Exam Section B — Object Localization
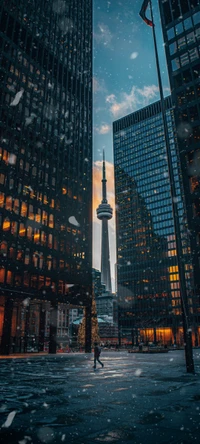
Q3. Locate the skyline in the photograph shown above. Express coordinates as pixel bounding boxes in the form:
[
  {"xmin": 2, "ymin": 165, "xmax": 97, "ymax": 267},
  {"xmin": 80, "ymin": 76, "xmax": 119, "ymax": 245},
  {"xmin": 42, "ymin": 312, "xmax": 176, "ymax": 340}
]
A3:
[{"xmin": 93, "ymin": 0, "xmax": 170, "ymax": 285}]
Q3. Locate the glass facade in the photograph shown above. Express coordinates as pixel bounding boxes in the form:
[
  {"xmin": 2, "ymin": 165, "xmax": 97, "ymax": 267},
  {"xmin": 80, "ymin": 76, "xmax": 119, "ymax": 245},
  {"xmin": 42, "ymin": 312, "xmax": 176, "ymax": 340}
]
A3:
[
  {"xmin": 159, "ymin": 0, "xmax": 200, "ymax": 327},
  {"xmin": 0, "ymin": 0, "xmax": 92, "ymax": 353},
  {"xmin": 113, "ymin": 97, "xmax": 197, "ymax": 346}
]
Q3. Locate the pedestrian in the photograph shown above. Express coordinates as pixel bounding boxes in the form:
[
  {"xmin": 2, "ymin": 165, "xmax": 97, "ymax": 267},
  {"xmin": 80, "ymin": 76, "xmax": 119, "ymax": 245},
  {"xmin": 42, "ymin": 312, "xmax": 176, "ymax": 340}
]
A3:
[{"xmin": 93, "ymin": 342, "xmax": 104, "ymax": 369}]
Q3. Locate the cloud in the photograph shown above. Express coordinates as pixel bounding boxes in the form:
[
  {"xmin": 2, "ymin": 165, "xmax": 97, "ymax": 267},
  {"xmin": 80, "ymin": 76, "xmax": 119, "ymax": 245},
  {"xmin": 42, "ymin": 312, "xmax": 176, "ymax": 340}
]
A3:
[
  {"xmin": 94, "ymin": 23, "xmax": 113, "ymax": 47},
  {"xmin": 106, "ymin": 94, "xmax": 116, "ymax": 104},
  {"xmin": 93, "ymin": 77, "xmax": 107, "ymax": 94},
  {"xmin": 106, "ymin": 85, "xmax": 170, "ymax": 119},
  {"xmin": 95, "ymin": 124, "xmax": 111, "ymax": 135},
  {"xmin": 130, "ymin": 52, "xmax": 138, "ymax": 60}
]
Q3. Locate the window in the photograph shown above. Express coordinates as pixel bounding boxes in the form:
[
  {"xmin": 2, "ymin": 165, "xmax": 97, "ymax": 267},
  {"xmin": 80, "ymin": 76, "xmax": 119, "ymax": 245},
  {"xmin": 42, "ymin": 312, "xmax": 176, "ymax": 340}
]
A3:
[
  {"xmin": 9, "ymin": 246, "xmax": 15, "ymax": 259},
  {"xmin": 172, "ymin": 57, "xmax": 180, "ymax": 71},
  {"xmin": 0, "ymin": 268, "xmax": 5, "ymax": 283},
  {"xmin": 3, "ymin": 218, "xmax": 10, "ymax": 231},
  {"xmin": 180, "ymin": 52, "xmax": 189, "ymax": 67},
  {"xmin": 49, "ymin": 214, "xmax": 54, "ymax": 228},
  {"xmin": 186, "ymin": 31, "xmax": 196, "ymax": 45},
  {"xmin": 184, "ymin": 17, "xmax": 192, "ymax": 31},
  {"xmin": 28, "ymin": 204, "xmax": 34, "ymax": 220},
  {"xmin": 23, "ymin": 272, "xmax": 30, "ymax": 287},
  {"xmin": 47, "ymin": 255, "xmax": 52, "ymax": 270},
  {"xmin": 13, "ymin": 199, "xmax": 19, "ymax": 214},
  {"xmin": 5, "ymin": 196, "xmax": 12, "ymax": 211},
  {"xmin": 21, "ymin": 202, "xmax": 27, "ymax": 217},
  {"xmin": 34, "ymin": 229, "xmax": 40, "ymax": 243},
  {"xmin": 177, "ymin": 36, "xmax": 186, "ymax": 50},
  {"xmin": 33, "ymin": 252, "xmax": 39, "ymax": 267},
  {"xmin": 193, "ymin": 11, "xmax": 200, "ymax": 26},
  {"xmin": 0, "ymin": 192, "xmax": 4, "ymax": 207},
  {"xmin": 27, "ymin": 226, "xmax": 33, "ymax": 240},
  {"xmin": 41, "ymin": 231, "xmax": 46, "ymax": 245},
  {"xmin": 175, "ymin": 22, "xmax": 183, "ymax": 36},
  {"xmin": 19, "ymin": 223, "xmax": 26, "ymax": 237},
  {"xmin": 42, "ymin": 211, "xmax": 48, "ymax": 226},
  {"xmin": 48, "ymin": 234, "xmax": 53, "ymax": 248},
  {"xmin": 25, "ymin": 249, "xmax": 30, "ymax": 265},
  {"xmin": 35, "ymin": 209, "xmax": 41, "ymax": 223},
  {"xmin": 16, "ymin": 248, "xmax": 24, "ymax": 261},
  {"xmin": 11, "ymin": 221, "xmax": 18, "ymax": 236},
  {"xmin": 0, "ymin": 242, "xmax": 7, "ymax": 256},
  {"xmin": 189, "ymin": 48, "xmax": 199, "ymax": 62}
]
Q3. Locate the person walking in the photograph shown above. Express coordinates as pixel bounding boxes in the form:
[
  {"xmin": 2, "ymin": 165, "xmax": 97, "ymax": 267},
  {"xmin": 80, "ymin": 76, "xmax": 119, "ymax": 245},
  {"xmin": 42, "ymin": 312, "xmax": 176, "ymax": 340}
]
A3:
[{"xmin": 93, "ymin": 342, "xmax": 104, "ymax": 369}]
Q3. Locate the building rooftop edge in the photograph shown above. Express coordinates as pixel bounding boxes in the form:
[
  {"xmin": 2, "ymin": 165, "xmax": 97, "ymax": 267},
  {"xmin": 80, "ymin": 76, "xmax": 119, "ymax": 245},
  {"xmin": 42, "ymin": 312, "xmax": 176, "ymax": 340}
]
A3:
[{"xmin": 112, "ymin": 95, "xmax": 172, "ymax": 130}]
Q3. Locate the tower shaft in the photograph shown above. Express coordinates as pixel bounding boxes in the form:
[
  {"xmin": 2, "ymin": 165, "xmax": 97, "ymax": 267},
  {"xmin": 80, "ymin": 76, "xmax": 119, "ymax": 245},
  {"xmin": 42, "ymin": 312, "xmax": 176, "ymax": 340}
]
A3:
[{"xmin": 101, "ymin": 218, "xmax": 112, "ymax": 293}]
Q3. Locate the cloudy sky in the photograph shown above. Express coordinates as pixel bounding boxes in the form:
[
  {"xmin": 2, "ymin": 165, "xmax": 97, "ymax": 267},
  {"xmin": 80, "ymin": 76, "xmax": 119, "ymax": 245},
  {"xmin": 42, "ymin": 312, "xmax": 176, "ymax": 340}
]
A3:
[{"xmin": 92, "ymin": 0, "xmax": 170, "ymax": 289}]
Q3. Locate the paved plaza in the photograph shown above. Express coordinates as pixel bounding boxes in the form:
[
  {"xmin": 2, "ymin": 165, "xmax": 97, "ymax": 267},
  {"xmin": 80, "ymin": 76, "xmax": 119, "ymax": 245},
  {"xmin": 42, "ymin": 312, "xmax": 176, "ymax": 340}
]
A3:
[{"xmin": 1, "ymin": 350, "xmax": 200, "ymax": 444}]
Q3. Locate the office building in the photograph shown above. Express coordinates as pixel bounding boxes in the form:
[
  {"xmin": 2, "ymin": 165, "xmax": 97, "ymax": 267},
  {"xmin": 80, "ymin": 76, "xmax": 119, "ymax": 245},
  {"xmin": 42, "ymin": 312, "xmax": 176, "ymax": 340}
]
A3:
[
  {"xmin": 0, "ymin": 0, "xmax": 93, "ymax": 354},
  {"xmin": 159, "ymin": 0, "xmax": 200, "ymax": 298},
  {"xmin": 113, "ymin": 96, "xmax": 198, "ymax": 346}
]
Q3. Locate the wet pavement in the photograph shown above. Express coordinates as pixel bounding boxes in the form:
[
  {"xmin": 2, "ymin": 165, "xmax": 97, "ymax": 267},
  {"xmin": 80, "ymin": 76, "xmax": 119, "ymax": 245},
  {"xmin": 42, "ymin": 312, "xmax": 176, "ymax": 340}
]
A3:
[{"xmin": 1, "ymin": 350, "xmax": 200, "ymax": 444}]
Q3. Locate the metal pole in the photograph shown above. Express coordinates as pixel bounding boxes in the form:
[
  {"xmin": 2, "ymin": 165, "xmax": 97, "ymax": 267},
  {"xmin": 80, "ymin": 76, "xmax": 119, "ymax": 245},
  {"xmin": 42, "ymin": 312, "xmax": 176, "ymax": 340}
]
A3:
[{"xmin": 149, "ymin": 0, "xmax": 194, "ymax": 373}]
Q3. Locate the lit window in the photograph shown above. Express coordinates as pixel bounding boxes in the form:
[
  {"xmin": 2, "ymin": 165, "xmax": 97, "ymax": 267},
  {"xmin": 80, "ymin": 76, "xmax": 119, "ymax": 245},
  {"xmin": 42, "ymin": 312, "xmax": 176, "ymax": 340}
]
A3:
[
  {"xmin": 39, "ymin": 253, "xmax": 43, "ymax": 269},
  {"xmin": 48, "ymin": 234, "xmax": 53, "ymax": 249},
  {"xmin": 3, "ymin": 218, "xmax": 11, "ymax": 231},
  {"xmin": 13, "ymin": 199, "xmax": 19, "ymax": 214},
  {"xmin": 0, "ymin": 268, "xmax": 5, "ymax": 283},
  {"xmin": 19, "ymin": 223, "xmax": 26, "ymax": 237},
  {"xmin": 25, "ymin": 249, "xmax": 30, "ymax": 265},
  {"xmin": 41, "ymin": 231, "xmax": 46, "ymax": 245},
  {"xmin": 49, "ymin": 214, "xmax": 54, "ymax": 228},
  {"xmin": 42, "ymin": 211, "xmax": 48, "ymax": 226},
  {"xmin": 47, "ymin": 256, "xmax": 52, "ymax": 270},
  {"xmin": 34, "ymin": 230, "xmax": 40, "ymax": 243},
  {"xmin": 0, "ymin": 192, "xmax": 4, "ymax": 207},
  {"xmin": 21, "ymin": 202, "xmax": 27, "ymax": 217},
  {"xmin": 33, "ymin": 252, "xmax": 39, "ymax": 267},
  {"xmin": 35, "ymin": 209, "xmax": 41, "ymax": 223},
  {"xmin": 0, "ymin": 242, "xmax": 7, "ymax": 256},
  {"xmin": 16, "ymin": 248, "xmax": 24, "ymax": 261}
]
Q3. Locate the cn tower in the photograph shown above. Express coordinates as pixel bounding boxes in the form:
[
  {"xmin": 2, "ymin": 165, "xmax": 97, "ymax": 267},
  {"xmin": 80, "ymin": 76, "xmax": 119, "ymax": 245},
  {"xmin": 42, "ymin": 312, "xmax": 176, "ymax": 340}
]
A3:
[{"xmin": 96, "ymin": 151, "xmax": 113, "ymax": 292}]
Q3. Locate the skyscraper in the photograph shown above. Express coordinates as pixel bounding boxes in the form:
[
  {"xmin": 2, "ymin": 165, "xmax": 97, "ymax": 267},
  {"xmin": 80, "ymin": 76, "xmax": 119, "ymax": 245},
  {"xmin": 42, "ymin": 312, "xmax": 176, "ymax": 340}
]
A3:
[
  {"xmin": 0, "ymin": 0, "xmax": 93, "ymax": 354},
  {"xmin": 96, "ymin": 151, "xmax": 113, "ymax": 293},
  {"xmin": 113, "ymin": 97, "xmax": 198, "ymax": 346},
  {"xmin": 159, "ymin": 0, "xmax": 200, "ymax": 299}
]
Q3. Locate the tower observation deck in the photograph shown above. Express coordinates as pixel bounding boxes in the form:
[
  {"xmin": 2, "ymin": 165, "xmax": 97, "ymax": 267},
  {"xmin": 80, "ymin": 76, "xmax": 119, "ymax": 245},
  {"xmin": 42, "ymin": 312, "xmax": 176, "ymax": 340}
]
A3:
[{"xmin": 96, "ymin": 151, "xmax": 113, "ymax": 292}]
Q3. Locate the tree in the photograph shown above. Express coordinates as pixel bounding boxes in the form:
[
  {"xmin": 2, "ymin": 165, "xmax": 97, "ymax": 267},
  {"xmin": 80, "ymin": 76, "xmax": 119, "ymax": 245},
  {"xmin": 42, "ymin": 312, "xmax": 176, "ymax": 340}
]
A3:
[{"xmin": 77, "ymin": 296, "xmax": 100, "ymax": 346}]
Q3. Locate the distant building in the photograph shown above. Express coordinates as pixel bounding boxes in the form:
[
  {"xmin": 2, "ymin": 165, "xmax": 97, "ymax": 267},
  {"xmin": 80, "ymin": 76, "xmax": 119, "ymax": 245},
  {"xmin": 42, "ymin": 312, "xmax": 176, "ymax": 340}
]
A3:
[
  {"xmin": 0, "ymin": 0, "xmax": 93, "ymax": 354},
  {"xmin": 113, "ymin": 96, "xmax": 197, "ymax": 346}
]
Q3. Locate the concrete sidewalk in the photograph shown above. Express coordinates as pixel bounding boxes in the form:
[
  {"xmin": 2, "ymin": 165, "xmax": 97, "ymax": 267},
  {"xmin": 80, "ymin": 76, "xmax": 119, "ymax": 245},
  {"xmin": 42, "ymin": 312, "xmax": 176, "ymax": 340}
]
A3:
[{"xmin": 1, "ymin": 350, "xmax": 200, "ymax": 444}]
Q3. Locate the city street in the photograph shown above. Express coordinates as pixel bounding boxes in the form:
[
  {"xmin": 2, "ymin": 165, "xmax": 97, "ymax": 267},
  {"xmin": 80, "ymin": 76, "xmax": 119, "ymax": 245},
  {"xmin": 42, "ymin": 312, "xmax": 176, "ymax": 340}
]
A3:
[{"xmin": 1, "ymin": 350, "xmax": 200, "ymax": 444}]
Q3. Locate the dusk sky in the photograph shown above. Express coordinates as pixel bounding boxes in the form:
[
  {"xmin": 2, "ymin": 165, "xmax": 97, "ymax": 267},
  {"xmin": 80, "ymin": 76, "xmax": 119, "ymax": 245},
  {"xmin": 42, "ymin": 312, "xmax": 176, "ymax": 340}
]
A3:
[{"xmin": 92, "ymin": 0, "xmax": 171, "ymax": 288}]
